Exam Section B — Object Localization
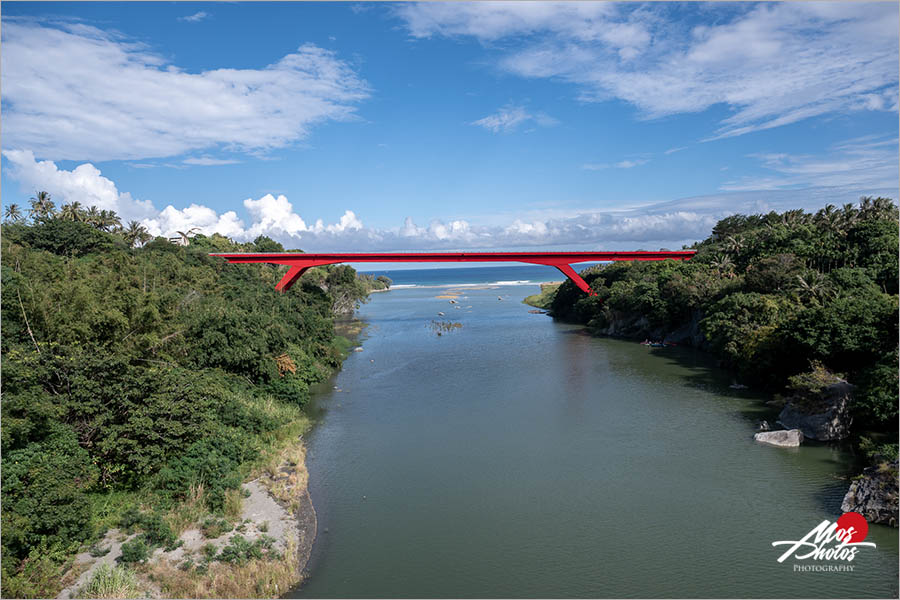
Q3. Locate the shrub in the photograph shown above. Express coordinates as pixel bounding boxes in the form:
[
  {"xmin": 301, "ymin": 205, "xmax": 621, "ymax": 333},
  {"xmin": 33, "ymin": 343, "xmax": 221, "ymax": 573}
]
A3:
[
  {"xmin": 118, "ymin": 537, "xmax": 150, "ymax": 565},
  {"xmin": 1, "ymin": 429, "xmax": 98, "ymax": 561}
]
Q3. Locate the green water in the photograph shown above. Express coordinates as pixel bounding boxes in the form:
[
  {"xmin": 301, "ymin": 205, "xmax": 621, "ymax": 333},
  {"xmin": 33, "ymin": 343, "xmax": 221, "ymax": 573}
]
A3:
[{"xmin": 291, "ymin": 285, "xmax": 898, "ymax": 598}]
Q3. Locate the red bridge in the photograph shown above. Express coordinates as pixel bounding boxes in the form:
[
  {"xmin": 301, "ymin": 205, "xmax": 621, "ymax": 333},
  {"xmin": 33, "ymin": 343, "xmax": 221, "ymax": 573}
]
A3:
[{"xmin": 211, "ymin": 251, "xmax": 696, "ymax": 296}]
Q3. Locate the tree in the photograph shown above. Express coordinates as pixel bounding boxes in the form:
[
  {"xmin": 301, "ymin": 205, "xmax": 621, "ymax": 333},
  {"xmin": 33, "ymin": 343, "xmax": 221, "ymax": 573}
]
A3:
[
  {"xmin": 58, "ymin": 202, "xmax": 85, "ymax": 222},
  {"xmin": 28, "ymin": 191, "xmax": 55, "ymax": 221},
  {"xmin": 122, "ymin": 221, "xmax": 151, "ymax": 248},
  {"xmin": 84, "ymin": 206, "xmax": 101, "ymax": 228},
  {"xmin": 98, "ymin": 210, "xmax": 121, "ymax": 232},
  {"xmin": 4, "ymin": 204, "xmax": 23, "ymax": 223}
]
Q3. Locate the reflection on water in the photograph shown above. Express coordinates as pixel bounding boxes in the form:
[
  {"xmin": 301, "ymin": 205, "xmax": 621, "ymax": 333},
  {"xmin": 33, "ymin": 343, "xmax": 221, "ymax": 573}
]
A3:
[{"xmin": 292, "ymin": 285, "xmax": 898, "ymax": 599}]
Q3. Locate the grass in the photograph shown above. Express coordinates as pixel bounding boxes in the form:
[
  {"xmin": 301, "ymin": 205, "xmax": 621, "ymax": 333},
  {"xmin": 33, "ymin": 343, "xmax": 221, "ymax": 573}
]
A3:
[
  {"xmin": 78, "ymin": 564, "xmax": 143, "ymax": 599},
  {"xmin": 147, "ymin": 540, "xmax": 301, "ymax": 598},
  {"xmin": 523, "ymin": 282, "xmax": 561, "ymax": 309}
]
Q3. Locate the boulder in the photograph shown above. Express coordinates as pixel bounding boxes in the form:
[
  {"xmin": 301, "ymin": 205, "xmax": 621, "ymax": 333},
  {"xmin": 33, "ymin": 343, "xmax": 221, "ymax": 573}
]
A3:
[
  {"xmin": 841, "ymin": 461, "xmax": 899, "ymax": 527},
  {"xmin": 777, "ymin": 381, "xmax": 853, "ymax": 441},
  {"xmin": 754, "ymin": 429, "xmax": 803, "ymax": 447}
]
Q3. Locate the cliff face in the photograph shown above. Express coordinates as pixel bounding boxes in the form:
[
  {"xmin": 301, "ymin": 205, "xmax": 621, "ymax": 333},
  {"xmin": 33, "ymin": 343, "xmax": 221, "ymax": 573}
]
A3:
[
  {"xmin": 587, "ymin": 308, "xmax": 710, "ymax": 350},
  {"xmin": 777, "ymin": 381, "xmax": 854, "ymax": 441},
  {"xmin": 841, "ymin": 461, "xmax": 899, "ymax": 527}
]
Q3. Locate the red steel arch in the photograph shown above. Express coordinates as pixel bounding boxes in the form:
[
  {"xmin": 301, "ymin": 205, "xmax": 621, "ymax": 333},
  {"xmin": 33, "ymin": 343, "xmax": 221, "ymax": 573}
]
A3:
[{"xmin": 210, "ymin": 251, "xmax": 696, "ymax": 296}]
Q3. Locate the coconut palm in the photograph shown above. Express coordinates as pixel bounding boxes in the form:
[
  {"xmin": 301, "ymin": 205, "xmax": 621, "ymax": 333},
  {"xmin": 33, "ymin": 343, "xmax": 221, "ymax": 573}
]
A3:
[
  {"xmin": 794, "ymin": 272, "xmax": 833, "ymax": 303},
  {"xmin": 724, "ymin": 235, "xmax": 744, "ymax": 255},
  {"xmin": 123, "ymin": 221, "xmax": 151, "ymax": 247},
  {"xmin": 710, "ymin": 254, "xmax": 735, "ymax": 278},
  {"xmin": 83, "ymin": 206, "xmax": 102, "ymax": 228},
  {"xmin": 28, "ymin": 191, "xmax": 55, "ymax": 220},
  {"xmin": 99, "ymin": 209, "xmax": 121, "ymax": 231},
  {"xmin": 4, "ymin": 204, "xmax": 23, "ymax": 223},
  {"xmin": 59, "ymin": 202, "xmax": 85, "ymax": 221}
]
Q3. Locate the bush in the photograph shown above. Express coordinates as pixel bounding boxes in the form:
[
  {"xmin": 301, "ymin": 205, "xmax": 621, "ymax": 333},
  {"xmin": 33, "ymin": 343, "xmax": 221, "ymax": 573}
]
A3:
[
  {"xmin": 1, "ymin": 429, "xmax": 98, "ymax": 561},
  {"xmin": 118, "ymin": 537, "xmax": 150, "ymax": 564}
]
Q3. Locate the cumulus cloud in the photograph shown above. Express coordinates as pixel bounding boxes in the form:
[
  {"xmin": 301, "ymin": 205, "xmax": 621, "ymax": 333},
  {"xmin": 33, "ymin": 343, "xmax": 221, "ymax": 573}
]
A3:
[
  {"xmin": 2, "ymin": 150, "xmax": 157, "ymax": 221},
  {"xmin": 3, "ymin": 150, "xmax": 894, "ymax": 253},
  {"xmin": 471, "ymin": 105, "xmax": 558, "ymax": 133},
  {"xmin": 1, "ymin": 20, "xmax": 369, "ymax": 161},
  {"xmin": 398, "ymin": 2, "xmax": 899, "ymax": 138}
]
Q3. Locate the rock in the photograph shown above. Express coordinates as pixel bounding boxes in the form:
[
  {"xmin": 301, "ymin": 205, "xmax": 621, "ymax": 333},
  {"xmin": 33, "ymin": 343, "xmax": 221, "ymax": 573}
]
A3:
[
  {"xmin": 353, "ymin": 347, "xmax": 363, "ymax": 352},
  {"xmin": 754, "ymin": 429, "xmax": 803, "ymax": 447},
  {"xmin": 777, "ymin": 381, "xmax": 853, "ymax": 441},
  {"xmin": 841, "ymin": 461, "xmax": 899, "ymax": 527}
]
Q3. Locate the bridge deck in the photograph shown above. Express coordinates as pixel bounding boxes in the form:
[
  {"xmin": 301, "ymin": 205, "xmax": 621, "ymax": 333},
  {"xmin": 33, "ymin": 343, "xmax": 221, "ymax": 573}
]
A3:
[{"xmin": 210, "ymin": 250, "xmax": 696, "ymax": 295}]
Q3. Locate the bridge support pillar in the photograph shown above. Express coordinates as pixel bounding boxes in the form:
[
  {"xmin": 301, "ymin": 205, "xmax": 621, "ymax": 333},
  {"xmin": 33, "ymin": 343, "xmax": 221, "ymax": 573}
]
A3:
[
  {"xmin": 276, "ymin": 265, "xmax": 310, "ymax": 292},
  {"xmin": 553, "ymin": 264, "xmax": 596, "ymax": 296}
]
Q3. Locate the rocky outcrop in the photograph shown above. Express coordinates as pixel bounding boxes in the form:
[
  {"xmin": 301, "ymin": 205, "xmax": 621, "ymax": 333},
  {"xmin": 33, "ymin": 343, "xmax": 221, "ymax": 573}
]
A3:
[
  {"xmin": 841, "ymin": 461, "xmax": 899, "ymax": 527},
  {"xmin": 754, "ymin": 429, "xmax": 803, "ymax": 447},
  {"xmin": 588, "ymin": 309, "xmax": 710, "ymax": 350},
  {"xmin": 777, "ymin": 381, "xmax": 853, "ymax": 441}
]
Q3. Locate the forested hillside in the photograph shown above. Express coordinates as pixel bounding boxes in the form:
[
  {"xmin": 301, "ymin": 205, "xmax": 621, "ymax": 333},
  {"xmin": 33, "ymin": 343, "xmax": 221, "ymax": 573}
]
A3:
[
  {"xmin": 1, "ymin": 207, "xmax": 376, "ymax": 596},
  {"xmin": 550, "ymin": 198, "xmax": 898, "ymax": 447}
]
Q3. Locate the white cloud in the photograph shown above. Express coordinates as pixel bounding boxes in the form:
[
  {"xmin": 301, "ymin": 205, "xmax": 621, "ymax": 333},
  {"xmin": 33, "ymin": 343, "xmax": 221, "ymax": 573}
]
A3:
[
  {"xmin": 182, "ymin": 157, "xmax": 241, "ymax": 166},
  {"xmin": 178, "ymin": 11, "xmax": 208, "ymax": 23},
  {"xmin": 398, "ymin": 2, "xmax": 899, "ymax": 138},
  {"xmin": 2, "ymin": 149, "xmax": 156, "ymax": 221},
  {"xmin": 472, "ymin": 104, "xmax": 557, "ymax": 133},
  {"xmin": 1, "ymin": 20, "xmax": 369, "ymax": 161},
  {"xmin": 721, "ymin": 135, "xmax": 899, "ymax": 192},
  {"xmin": 582, "ymin": 158, "xmax": 649, "ymax": 170},
  {"xmin": 3, "ymin": 151, "xmax": 894, "ymax": 253}
]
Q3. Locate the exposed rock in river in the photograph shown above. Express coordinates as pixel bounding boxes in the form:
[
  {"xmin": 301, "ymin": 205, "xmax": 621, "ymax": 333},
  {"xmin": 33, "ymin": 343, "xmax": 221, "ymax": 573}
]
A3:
[
  {"xmin": 777, "ymin": 381, "xmax": 853, "ymax": 441},
  {"xmin": 841, "ymin": 461, "xmax": 899, "ymax": 527},
  {"xmin": 754, "ymin": 429, "xmax": 803, "ymax": 447}
]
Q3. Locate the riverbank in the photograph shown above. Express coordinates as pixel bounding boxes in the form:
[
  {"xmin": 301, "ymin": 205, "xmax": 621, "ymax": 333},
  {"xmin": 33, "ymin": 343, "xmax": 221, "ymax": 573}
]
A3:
[
  {"xmin": 57, "ymin": 424, "xmax": 317, "ymax": 599},
  {"xmin": 523, "ymin": 281, "xmax": 561, "ymax": 309}
]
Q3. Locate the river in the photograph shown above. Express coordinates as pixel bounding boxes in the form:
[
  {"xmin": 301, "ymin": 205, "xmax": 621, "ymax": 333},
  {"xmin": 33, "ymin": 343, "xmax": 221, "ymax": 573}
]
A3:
[{"xmin": 290, "ymin": 276, "xmax": 898, "ymax": 598}]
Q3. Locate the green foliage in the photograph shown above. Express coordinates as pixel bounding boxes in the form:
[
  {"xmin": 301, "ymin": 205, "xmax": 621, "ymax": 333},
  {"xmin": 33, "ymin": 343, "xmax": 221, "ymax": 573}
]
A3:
[
  {"xmin": 0, "ymin": 543, "xmax": 74, "ymax": 599},
  {"xmin": 118, "ymin": 537, "xmax": 150, "ymax": 564},
  {"xmin": 549, "ymin": 198, "xmax": 899, "ymax": 435},
  {"xmin": 201, "ymin": 516, "xmax": 232, "ymax": 539},
  {"xmin": 23, "ymin": 219, "xmax": 120, "ymax": 256},
  {"xmin": 78, "ymin": 564, "xmax": 142, "ymax": 599},
  {"xmin": 1, "ymin": 428, "xmax": 98, "ymax": 561},
  {"xmin": 215, "ymin": 534, "xmax": 278, "ymax": 565},
  {"xmin": 1, "ymin": 219, "xmax": 371, "ymax": 581}
]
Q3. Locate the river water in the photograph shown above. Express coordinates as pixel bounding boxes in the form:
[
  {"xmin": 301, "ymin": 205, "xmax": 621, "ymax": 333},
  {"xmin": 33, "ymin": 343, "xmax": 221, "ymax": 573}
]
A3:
[{"xmin": 291, "ymin": 278, "xmax": 898, "ymax": 598}]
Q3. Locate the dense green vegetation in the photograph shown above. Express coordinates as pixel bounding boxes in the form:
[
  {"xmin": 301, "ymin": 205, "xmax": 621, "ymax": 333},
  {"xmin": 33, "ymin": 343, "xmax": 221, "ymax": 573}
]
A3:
[
  {"xmin": 550, "ymin": 198, "xmax": 898, "ymax": 441},
  {"xmin": 1, "ymin": 197, "xmax": 380, "ymax": 597}
]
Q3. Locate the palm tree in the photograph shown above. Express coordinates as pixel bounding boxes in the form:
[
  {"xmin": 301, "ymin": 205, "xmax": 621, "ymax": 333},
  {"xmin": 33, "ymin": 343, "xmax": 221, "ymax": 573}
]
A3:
[
  {"xmin": 28, "ymin": 191, "xmax": 55, "ymax": 220},
  {"xmin": 724, "ymin": 235, "xmax": 744, "ymax": 255},
  {"xmin": 123, "ymin": 221, "xmax": 151, "ymax": 247},
  {"xmin": 794, "ymin": 273, "xmax": 833, "ymax": 303},
  {"xmin": 170, "ymin": 227, "xmax": 200, "ymax": 246},
  {"xmin": 99, "ymin": 209, "xmax": 121, "ymax": 231},
  {"xmin": 59, "ymin": 201, "xmax": 85, "ymax": 221},
  {"xmin": 84, "ymin": 206, "xmax": 102, "ymax": 228},
  {"xmin": 710, "ymin": 254, "xmax": 735, "ymax": 278},
  {"xmin": 4, "ymin": 204, "xmax": 23, "ymax": 223}
]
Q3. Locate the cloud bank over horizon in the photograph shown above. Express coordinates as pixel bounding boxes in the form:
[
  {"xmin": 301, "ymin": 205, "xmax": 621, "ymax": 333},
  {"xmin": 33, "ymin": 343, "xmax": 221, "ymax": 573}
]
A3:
[{"xmin": 4, "ymin": 148, "xmax": 895, "ymax": 253}]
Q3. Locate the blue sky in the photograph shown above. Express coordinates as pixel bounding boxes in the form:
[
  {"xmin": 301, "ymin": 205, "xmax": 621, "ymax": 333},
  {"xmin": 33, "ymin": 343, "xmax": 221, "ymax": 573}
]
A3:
[{"xmin": 2, "ymin": 1, "xmax": 898, "ymax": 255}]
